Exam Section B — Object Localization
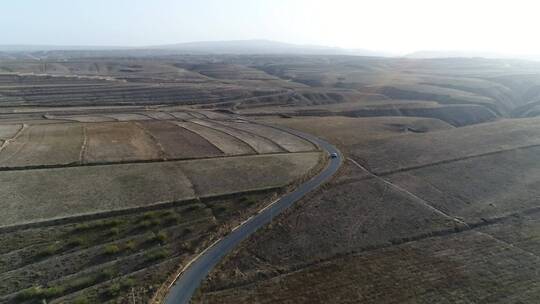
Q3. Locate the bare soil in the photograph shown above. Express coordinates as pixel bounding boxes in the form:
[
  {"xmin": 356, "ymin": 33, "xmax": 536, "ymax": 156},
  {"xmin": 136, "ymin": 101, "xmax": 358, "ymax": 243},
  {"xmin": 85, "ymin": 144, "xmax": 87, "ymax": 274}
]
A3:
[
  {"xmin": 138, "ymin": 120, "xmax": 223, "ymax": 159},
  {"xmin": 83, "ymin": 122, "xmax": 161, "ymax": 163},
  {"xmin": 174, "ymin": 121, "xmax": 254, "ymax": 155},
  {"xmin": 0, "ymin": 123, "xmax": 83, "ymax": 167},
  {"xmin": 192, "ymin": 119, "xmax": 284, "ymax": 154}
]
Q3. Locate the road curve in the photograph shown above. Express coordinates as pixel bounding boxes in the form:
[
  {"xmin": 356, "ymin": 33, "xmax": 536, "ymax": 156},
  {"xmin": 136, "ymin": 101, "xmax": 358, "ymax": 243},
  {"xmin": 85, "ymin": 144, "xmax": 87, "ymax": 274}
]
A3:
[{"xmin": 163, "ymin": 125, "xmax": 342, "ymax": 304}]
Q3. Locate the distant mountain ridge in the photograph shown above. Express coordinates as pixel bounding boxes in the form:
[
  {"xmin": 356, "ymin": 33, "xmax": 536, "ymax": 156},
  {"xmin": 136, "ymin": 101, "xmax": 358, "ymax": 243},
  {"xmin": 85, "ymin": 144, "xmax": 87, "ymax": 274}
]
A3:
[
  {"xmin": 148, "ymin": 39, "xmax": 390, "ymax": 56},
  {"xmin": 0, "ymin": 40, "xmax": 391, "ymax": 57},
  {"xmin": 406, "ymin": 50, "xmax": 540, "ymax": 61},
  {"xmin": 1, "ymin": 41, "xmax": 538, "ymax": 61}
]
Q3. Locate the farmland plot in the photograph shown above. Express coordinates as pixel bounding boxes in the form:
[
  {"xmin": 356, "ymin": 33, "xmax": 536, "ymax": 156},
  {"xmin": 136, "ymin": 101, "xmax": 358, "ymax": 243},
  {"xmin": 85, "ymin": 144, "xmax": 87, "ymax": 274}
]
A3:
[
  {"xmin": 0, "ymin": 123, "xmax": 83, "ymax": 167},
  {"xmin": 138, "ymin": 121, "xmax": 223, "ymax": 159},
  {"xmin": 46, "ymin": 114, "xmax": 115, "ymax": 122},
  {"xmin": 220, "ymin": 120, "xmax": 316, "ymax": 152},
  {"xmin": 140, "ymin": 111, "xmax": 177, "ymax": 120},
  {"xmin": 192, "ymin": 119, "xmax": 284, "ymax": 154},
  {"xmin": 174, "ymin": 121, "xmax": 254, "ymax": 155},
  {"xmin": 351, "ymin": 117, "xmax": 540, "ymax": 174},
  {"xmin": 0, "ymin": 152, "xmax": 322, "ymax": 226},
  {"xmin": 0, "ymin": 191, "xmax": 279, "ymax": 304},
  {"xmin": 180, "ymin": 152, "xmax": 322, "ymax": 196},
  {"xmin": 83, "ymin": 122, "xmax": 161, "ymax": 163},
  {"xmin": 0, "ymin": 124, "xmax": 22, "ymax": 140},
  {"xmin": 262, "ymin": 116, "xmax": 454, "ymax": 154},
  {"xmin": 169, "ymin": 111, "xmax": 197, "ymax": 120},
  {"xmin": 0, "ymin": 162, "xmax": 195, "ymax": 226},
  {"xmin": 386, "ymin": 145, "xmax": 540, "ymax": 223},
  {"xmin": 103, "ymin": 113, "xmax": 152, "ymax": 121},
  {"xmin": 199, "ymin": 228, "xmax": 540, "ymax": 304}
]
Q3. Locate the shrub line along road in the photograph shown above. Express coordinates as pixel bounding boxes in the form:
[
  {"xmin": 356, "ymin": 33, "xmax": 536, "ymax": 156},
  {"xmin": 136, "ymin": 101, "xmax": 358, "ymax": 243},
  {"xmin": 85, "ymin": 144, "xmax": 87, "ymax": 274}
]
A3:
[{"xmin": 163, "ymin": 124, "xmax": 342, "ymax": 304}]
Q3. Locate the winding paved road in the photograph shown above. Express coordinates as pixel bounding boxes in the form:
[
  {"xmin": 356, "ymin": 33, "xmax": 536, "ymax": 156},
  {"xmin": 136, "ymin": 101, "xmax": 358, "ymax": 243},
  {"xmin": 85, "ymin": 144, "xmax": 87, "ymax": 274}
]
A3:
[{"xmin": 163, "ymin": 126, "xmax": 342, "ymax": 304}]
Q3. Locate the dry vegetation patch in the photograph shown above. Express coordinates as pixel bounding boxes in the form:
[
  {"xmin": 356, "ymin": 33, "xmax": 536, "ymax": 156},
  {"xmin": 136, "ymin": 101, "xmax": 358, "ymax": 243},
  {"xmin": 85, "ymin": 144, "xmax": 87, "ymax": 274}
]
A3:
[
  {"xmin": 83, "ymin": 122, "xmax": 161, "ymax": 163},
  {"xmin": 138, "ymin": 121, "xmax": 223, "ymax": 159},
  {"xmin": 0, "ymin": 162, "xmax": 196, "ymax": 226},
  {"xmin": 386, "ymin": 146, "xmax": 540, "ymax": 223},
  {"xmin": 261, "ymin": 116, "xmax": 453, "ymax": 153},
  {"xmin": 192, "ymin": 119, "xmax": 284, "ymax": 154},
  {"xmin": 174, "ymin": 121, "xmax": 254, "ymax": 155},
  {"xmin": 0, "ymin": 191, "xmax": 281, "ymax": 304},
  {"xmin": 198, "ymin": 227, "xmax": 540, "ymax": 304},
  {"xmin": 219, "ymin": 120, "xmax": 316, "ymax": 152},
  {"xmin": 180, "ymin": 152, "xmax": 322, "ymax": 196},
  {"xmin": 350, "ymin": 117, "xmax": 540, "ymax": 174},
  {"xmin": 0, "ymin": 123, "xmax": 83, "ymax": 167},
  {"xmin": 0, "ymin": 124, "xmax": 22, "ymax": 140},
  {"xmin": 0, "ymin": 153, "xmax": 321, "ymax": 227}
]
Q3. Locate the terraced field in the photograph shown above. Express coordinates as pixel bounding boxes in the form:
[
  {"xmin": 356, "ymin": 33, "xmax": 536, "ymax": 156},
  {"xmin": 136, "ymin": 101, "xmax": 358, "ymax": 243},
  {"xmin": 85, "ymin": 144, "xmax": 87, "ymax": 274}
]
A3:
[
  {"xmin": 0, "ymin": 111, "xmax": 318, "ymax": 167},
  {"xmin": 0, "ymin": 104, "xmax": 323, "ymax": 303},
  {"xmin": 0, "ymin": 152, "xmax": 321, "ymax": 227},
  {"xmin": 195, "ymin": 114, "xmax": 540, "ymax": 304},
  {"xmin": 0, "ymin": 123, "xmax": 83, "ymax": 167},
  {"xmin": 3, "ymin": 55, "xmax": 540, "ymax": 304},
  {"xmin": 0, "ymin": 191, "xmax": 281, "ymax": 304}
]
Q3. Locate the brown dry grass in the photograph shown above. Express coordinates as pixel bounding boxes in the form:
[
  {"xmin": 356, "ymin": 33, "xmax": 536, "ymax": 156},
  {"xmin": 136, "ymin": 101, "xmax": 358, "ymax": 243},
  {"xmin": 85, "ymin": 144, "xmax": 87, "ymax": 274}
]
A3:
[
  {"xmin": 83, "ymin": 122, "xmax": 161, "ymax": 163},
  {"xmin": 191, "ymin": 119, "xmax": 284, "ymax": 154},
  {"xmin": 0, "ymin": 123, "xmax": 83, "ymax": 167},
  {"xmin": 174, "ymin": 121, "xmax": 254, "ymax": 155},
  {"xmin": 261, "ymin": 116, "xmax": 453, "ymax": 154},
  {"xmin": 138, "ymin": 121, "xmax": 223, "ymax": 159},
  {"xmin": 0, "ymin": 152, "xmax": 321, "ymax": 227}
]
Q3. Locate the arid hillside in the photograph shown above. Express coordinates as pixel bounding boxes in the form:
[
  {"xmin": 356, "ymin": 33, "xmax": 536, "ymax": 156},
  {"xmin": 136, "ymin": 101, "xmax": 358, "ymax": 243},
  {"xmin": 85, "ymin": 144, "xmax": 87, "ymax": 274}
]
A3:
[
  {"xmin": 195, "ymin": 114, "xmax": 540, "ymax": 304},
  {"xmin": 1, "ymin": 54, "xmax": 540, "ymax": 304}
]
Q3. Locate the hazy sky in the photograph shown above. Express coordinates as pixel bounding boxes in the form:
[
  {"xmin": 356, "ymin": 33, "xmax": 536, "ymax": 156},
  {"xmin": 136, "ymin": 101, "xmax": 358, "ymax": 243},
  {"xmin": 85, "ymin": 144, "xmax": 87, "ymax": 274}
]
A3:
[{"xmin": 2, "ymin": 0, "xmax": 539, "ymax": 54}]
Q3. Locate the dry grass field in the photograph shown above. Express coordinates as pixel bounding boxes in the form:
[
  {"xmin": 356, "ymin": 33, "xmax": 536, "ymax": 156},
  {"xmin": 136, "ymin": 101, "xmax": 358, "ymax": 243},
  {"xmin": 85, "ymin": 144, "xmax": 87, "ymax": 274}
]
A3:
[
  {"xmin": 83, "ymin": 122, "xmax": 162, "ymax": 163},
  {"xmin": 199, "ymin": 222, "xmax": 540, "ymax": 304},
  {"xmin": 0, "ymin": 191, "xmax": 282, "ymax": 304},
  {"xmin": 0, "ymin": 123, "xmax": 83, "ymax": 167},
  {"xmin": 0, "ymin": 152, "xmax": 320, "ymax": 227},
  {"xmin": 2, "ymin": 54, "xmax": 540, "ymax": 303},
  {"xmin": 138, "ymin": 121, "xmax": 223, "ymax": 159},
  {"xmin": 195, "ymin": 113, "xmax": 540, "ymax": 303},
  {"xmin": 261, "ymin": 116, "xmax": 454, "ymax": 152},
  {"xmin": 174, "ymin": 121, "xmax": 255, "ymax": 155},
  {"xmin": 191, "ymin": 119, "xmax": 284, "ymax": 154}
]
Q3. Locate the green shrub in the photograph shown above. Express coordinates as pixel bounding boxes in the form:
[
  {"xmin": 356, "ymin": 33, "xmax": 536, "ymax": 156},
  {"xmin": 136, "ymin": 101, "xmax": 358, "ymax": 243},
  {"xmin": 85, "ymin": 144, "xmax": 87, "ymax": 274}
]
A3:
[
  {"xmin": 156, "ymin": 231, "xmax": 167, "ymax": 243},
  {"xmin": 73, "ymin": 296, "xmax": 90, "ymax": 304},
  {"xmin": 109, "ymin": 227, "xmax": 120, "ymax": 236},
  {"xmin": 137, "ymin": 219, "xmax": 157, "ymax": 229},
  {"xmin": 186, "ymin": 205, "xmax": 200, "ymax": 211},
  {"xmin": 124, "ymin": 240, "xmax": 136, "ymax": 251},
  {"xmin": 103, "ymin": 277, "xmax": 135, "ymax": 298},
  {"xmin": 120, "ymin": 278, "xmax": 135, "ymax": 289},
  {"xmin": 36, "ymin": 244, "xmax": 58, "ymax": 258},
  {"xmin": 69, "ymin": 275, "xmax": 96, "ymax": 290},
  {"xmin": 163, "ymin": 214, "xmax": 180, "ymax": 225},
  {"xmin": 104, "ymin": 244, "xmax": 120, "ymax": 255},
  {"xmin": 144, "ymin": 248, "xmax": 169, "ymax": 262},
  {"xmin": 41, "ymin": 286, "xmax": 65, "ymax": 298},
  {"xmin": 73, "ymin": 223, "xmax": 91, "ymax": 232},
  {"xmin": 15, "ymin": 285, "xmax": 64, "ymax": 300},
  {"xmin": 73, "ymin": 219, "xmax": 123, "ymax": 233},
  {"xmin": 160, "ymin": 210, "xmax": 173, "ymax": 216},
  {"xmin": 140, "ymin": 211, "xmax": 158, "ymax": 221},
  {"xmin": 99, "ymin": 268, "xmax": 117, "ymax": 281},
  {"xmin": 105, "ymin": 283, "xmax": 121, "ymax": 297},
  {"xmin": 214, "ymin": 206, "xmax": 227, "ymax": 215},
  {"xmin": 67, "ymin": 237, "xmax": 85, "ymax": 248},
  {"xmin": 15, "ymin": 286, "xmax": 42, "ymax": 300}
]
